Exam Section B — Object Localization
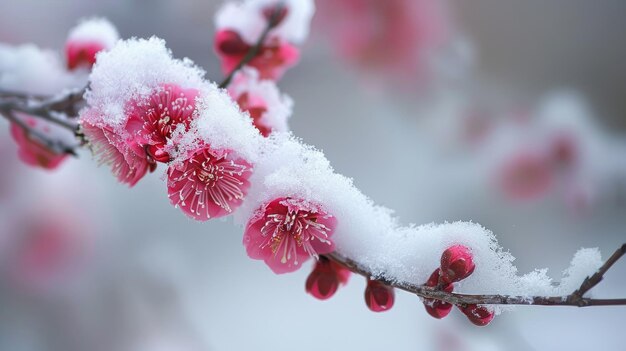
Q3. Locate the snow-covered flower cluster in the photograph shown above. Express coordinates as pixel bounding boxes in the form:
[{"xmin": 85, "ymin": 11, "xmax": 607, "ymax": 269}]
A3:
[
  {"xmin": 0, "ymin": 18, "xmax": 118, "ymax": 170},
  {"xmin": 76, "ymin": 7, "xmax": 610, "ymax": 326},
  {"xmin": 0, "ymin": 0, "xmax": 616, "ymax": 332}
]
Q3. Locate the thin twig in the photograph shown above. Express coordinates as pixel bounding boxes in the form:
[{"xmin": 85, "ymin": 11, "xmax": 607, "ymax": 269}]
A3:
[
  {"xmin": 323, "ymin": 243, "xmax": 626, "ymax": 307},
  {"xmin": 217, "ymin": 2, "xmax": 285, "ymax": 89},
  {"xmin": 0, "ymin": 86, "xmax": 86, "ymax": 131}
]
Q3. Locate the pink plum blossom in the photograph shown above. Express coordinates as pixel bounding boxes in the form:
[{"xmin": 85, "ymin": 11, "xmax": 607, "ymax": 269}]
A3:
[
  {"xmin": 8, "ymin": 214, "xmax": 86, "ymax": 293},
  {"xmin": 243, "ymin": 197, "xmax": 337, "ymax": 274},
  {"xmin": 125, "ymin": 84, "xmax": 199, "ymax": 163},
  {"xmin": 215, "ymin": 29, "xmax": 299, "ymax": 80},
  {"xmin": 10, "ymin": 117, "xmax": 68, "ymax": 170},
  {"xmin": 82, "ymin": 114, "xmax": 154, "ymax": 187},
  {"xmin": 66, "ymin": 41, "xmax": 107, "ymax": 70},
  {"xmin": 82, "ymin": 83, "xmax": 199, "ymax": 186},
  {"xmin": 167, "ymin": 146, "xmax": 252, "ymax": 221},
  {"xmin": 316, "ymin": 0, "xmax": 449, "ymax": 81},
  {"xmin": 65, "ymin": 18, "xmax": 119, "ymax": 70}
]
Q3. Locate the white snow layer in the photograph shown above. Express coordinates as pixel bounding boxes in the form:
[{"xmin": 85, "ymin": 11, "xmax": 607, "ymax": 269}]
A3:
[
  {"xmin": 83, "ymin": 37, "xmax": 206, "ymax": 131},
  {"xmin": 0, "ymin": 43, "xmax": 86, "ymax": 95},
  {"xmin": 67, "ymin": 17, "xmax": 120, "ymax": 49}
]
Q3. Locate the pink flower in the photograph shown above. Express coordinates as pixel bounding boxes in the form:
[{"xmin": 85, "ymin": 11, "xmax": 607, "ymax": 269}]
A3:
[
  {"xmin": 167, "ymin": 146, "xmax": 252, "ymax": 221},
  {"xmin": 9, "ymin": 215, "xmax": 86, "ymax": 293},
  {"xmin": 498, "ymin": 150, "xmax": 554, "ymax": 200},
  {"xmin": 82, "ymin": 84, "xmax": 198, "ymax": 186},
  {"xmin": 306, "ymin": 256, "xmax": 351, "ymax": 300},
  {"xmin": 10, "ymin": 117, "xmax": 68, "ymax": 170},
  {"xmin": 215, "ymin": 29, "xmax": 299, "ymax": 80},
  {"xmin": 243, "ymin": 197, "xmax": 337, "ymax": 274},
  {"xmin": 125, "ymin": 84, "xmax": 200, "ymax": 163},
  {"xmin": 65, "ymin": 18, "xmax": 119, "ymax": 70},
  {"xmin": 66, "ymin": 41, "xmax": 106, "ymax": 70},
  {"xmin": 82, "ymin": 117, "xmax": 154, "ymax": 186},
  {"xmin": 364, "ymin": 278, "xmax": 395, "ymax": 312},
  {"xmin": 316, "ymin": 0, "xmax": 449, "ymax": 82}
]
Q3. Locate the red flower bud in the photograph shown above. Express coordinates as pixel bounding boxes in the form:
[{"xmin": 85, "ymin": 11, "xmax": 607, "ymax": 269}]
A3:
[
  {"xmin": 215, "ymin": 30, "xmax": 250, "ymax": 56},
  {"xmin": 422, "ymin": 269, "xmax": 454, "ymax": 319},
  {"xmin": 364, "ymin": 279, "xmax": 395, "ymax": 312},
  {"xmin": 459, "ymin": 304, "xmax": 494, "ymax": 326},
  {"xmin": 305, "ymin": 256, "xmax": 350, "ymax": 300},
  {"xmin": 440, "ymin": 245, "xmax": 475, "ymax": 284},
  {"xmin": 424, "ymin": 299, "xmax": 453, "ymax": 319}
]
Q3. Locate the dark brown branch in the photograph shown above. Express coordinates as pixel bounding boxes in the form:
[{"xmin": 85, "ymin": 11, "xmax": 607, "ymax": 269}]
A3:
[
  {"xmin": 217, "ymin": 2, "xmax": 285, "ymax": 89},
  {"xmin": 323, "ymin": 243, "xmax": 626, "ymax": 307}
]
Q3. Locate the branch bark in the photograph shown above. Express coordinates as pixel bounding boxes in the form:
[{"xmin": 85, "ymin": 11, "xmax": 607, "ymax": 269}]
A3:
[{"xmin": 323, "ymin": 243, "xmax": 626, "ymax": 307}]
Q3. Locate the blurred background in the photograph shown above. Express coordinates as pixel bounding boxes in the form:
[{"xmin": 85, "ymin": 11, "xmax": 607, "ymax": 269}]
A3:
[{"xmin": 0, "ymin": 0, "xmax": 625, "ymax": 350}]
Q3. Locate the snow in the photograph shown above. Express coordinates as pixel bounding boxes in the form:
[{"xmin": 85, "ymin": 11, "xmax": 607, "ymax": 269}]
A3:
[
  {"xmin": 558, "ymin": 247, "xmax": 603, "ymax": 295},
  {"xmin": 0, "ymin": 43, "xmax": 86, "ymax": 95},
  {"xmin": 171, "ymin": 84, "xmax": 264, "ymax": 164},
  {"xmin": 215, "ymin": 0, "xmax": 315, "ymax": 45},
  {"xmin": 66, "ymin": 17, "xmax": 119, "ymax": 49},
  {"xmin": 83, "ymin": 37, "xmax": 206, "ymax": 131}
]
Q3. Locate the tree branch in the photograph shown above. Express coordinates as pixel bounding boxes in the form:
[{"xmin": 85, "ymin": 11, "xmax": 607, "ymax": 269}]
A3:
[
  {"xmin": 323, "ymin": 243, "xmax": 626, "ymax": 307},
  {"xmin": 0, "ymin": 87, "xmax": 87, "ymax": 156},
  {"xmin": 0, "ymin": 108, "xmax": 79, "ymax": 156}
]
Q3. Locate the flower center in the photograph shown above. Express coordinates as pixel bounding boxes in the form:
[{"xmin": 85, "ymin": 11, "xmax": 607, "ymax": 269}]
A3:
[{"xmin": 260, "ymin": 206, "xmax": 332, "ymax": 265}]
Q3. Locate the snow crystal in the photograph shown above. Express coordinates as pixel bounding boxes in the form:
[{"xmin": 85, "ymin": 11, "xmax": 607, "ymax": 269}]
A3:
[
  {"xmin": 558, "ymin": 247, "xmax": 602, "ymax": 295},
  {"xmin": 0, "ymin": 44, "xmax": 86, "ymax": 95},
  {"xmin": 84, "ymin": 37, "xmax": 206, "ymax": 130},
  {"xmin": 215, "ymin": 0, "xmax": 315, "ymax": 45},
  {"xmin": 229, "ymin": 67, "xmax": 292, "ymax": 133},
  {"xmin": 67, "ymin": 17, "xmax": 119, "ymax": 49}
]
